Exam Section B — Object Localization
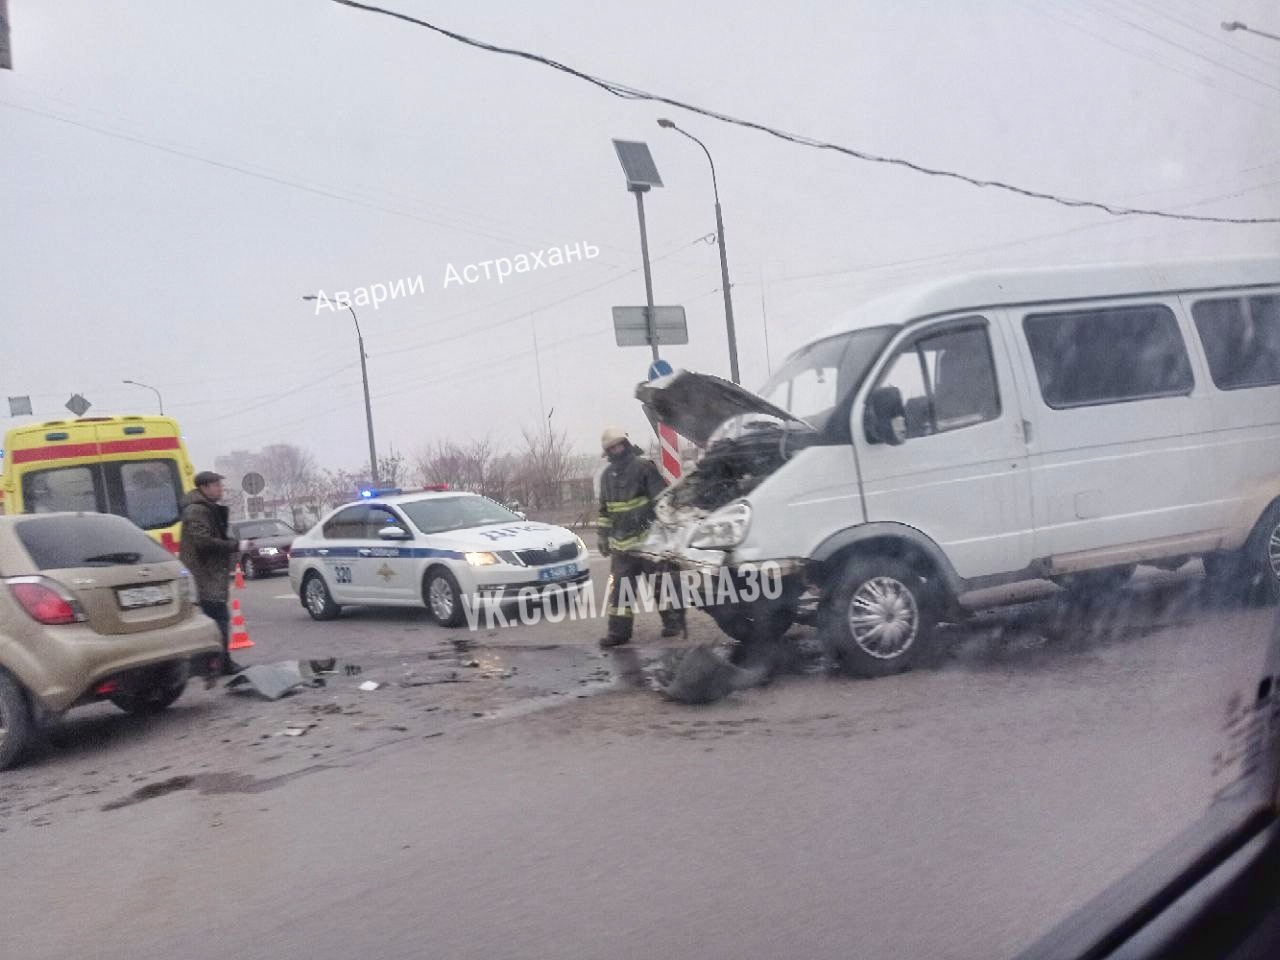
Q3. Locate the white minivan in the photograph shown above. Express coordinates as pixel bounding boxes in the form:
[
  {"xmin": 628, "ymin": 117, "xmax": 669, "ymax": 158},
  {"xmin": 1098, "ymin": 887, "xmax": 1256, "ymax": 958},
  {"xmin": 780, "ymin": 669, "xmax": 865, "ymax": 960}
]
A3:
[{"xmin": 637, "ymin": 257, "xmax": 1280, "ymax": 677}]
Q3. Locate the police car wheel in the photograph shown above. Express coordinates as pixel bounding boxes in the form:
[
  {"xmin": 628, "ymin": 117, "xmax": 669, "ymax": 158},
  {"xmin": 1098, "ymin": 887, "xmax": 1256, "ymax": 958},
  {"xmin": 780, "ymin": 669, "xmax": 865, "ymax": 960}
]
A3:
[
  {"xmin": 424, "ymin": 568, "xmax": 465, "ymax": 628},
  {"xmin": 302, "ymin": 572, "xmax": 341, "ymax": 621}
]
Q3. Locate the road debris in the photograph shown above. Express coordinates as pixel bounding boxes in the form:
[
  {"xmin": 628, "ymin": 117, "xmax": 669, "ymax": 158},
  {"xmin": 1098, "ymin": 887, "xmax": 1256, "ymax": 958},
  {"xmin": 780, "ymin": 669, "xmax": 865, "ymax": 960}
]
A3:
[
  {"xmin": 655, "ymin": 644, "xmax": 768, "ymax": 705},
  {"xmin": 358, "ymin": 680, "xmax": 381, "ymax": 692},
  {"xmin": 226, "ymin": 661, "xmax": 328, "ymax": 701}
]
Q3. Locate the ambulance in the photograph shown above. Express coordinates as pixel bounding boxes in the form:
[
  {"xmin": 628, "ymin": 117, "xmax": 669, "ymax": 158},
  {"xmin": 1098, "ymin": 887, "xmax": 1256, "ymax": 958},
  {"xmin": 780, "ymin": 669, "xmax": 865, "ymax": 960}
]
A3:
[{"xmin": 0, "ymin": 415, "xmax": 196, "ymax": 554}]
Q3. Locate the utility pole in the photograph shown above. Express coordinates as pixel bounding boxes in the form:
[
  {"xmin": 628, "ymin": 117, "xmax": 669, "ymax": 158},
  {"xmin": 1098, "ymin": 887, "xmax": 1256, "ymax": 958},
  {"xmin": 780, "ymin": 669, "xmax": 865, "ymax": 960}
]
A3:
[{"xmin": 0, "ymin": 0, "xmax": 12, "ymax": 71}]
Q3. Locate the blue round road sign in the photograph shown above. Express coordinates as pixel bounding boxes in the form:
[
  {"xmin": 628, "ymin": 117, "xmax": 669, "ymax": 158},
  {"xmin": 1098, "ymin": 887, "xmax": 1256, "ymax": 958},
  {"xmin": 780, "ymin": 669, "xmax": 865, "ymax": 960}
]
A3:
[{"xmin": 648, "ymin": 359, "xmax": 673, "ymax": 381}]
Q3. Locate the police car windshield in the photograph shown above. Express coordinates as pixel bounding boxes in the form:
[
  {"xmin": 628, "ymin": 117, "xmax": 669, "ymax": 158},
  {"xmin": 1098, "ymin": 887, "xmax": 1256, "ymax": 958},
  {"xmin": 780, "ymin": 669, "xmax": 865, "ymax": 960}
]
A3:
[
  {"xmin": 398, "ymin": 495, "xmax": 521, "ymax": 535},
  {"xmin": 759, "ymin": 325, "xmax": 897, "ymax": 431}
]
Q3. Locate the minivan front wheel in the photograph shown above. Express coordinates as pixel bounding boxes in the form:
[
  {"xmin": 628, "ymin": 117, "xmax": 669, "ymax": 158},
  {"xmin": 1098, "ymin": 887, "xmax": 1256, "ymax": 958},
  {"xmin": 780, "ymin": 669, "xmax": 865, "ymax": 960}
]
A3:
[
  {"xmin": 821, "ymin": 556, "xmax": 935, "ymax": 678},
  {"xmin": 0, "ymin": 669, "xmax": 33, "ymax": 771}
]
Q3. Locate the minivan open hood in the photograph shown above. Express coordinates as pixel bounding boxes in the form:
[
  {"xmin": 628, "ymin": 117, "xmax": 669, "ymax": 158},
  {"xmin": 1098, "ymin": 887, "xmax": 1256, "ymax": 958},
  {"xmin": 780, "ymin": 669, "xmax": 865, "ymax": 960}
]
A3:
[{"xmin": 634, "ymin": 370, "xmax": 808, "ymax": 446}]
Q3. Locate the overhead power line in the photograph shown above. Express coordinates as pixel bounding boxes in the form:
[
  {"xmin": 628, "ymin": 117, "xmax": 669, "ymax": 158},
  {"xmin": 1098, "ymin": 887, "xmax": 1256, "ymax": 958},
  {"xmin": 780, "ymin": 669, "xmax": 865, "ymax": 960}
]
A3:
[{"xmin": 330, "ymin": 0, "xmax": 1280, "ymax": 226}]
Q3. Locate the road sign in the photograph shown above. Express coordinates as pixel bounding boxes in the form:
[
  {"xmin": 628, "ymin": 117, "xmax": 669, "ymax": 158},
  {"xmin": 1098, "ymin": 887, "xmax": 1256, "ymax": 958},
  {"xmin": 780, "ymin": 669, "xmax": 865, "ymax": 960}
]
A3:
[
  {"xmin": 613, "ymin": 306, "xmax": 687, "ymax": 347},
  {"xmin": 646, "ymin": 359, "xmax": 682, "ymax": 481},
  {"xmin": 647, "ymin": 359, "xmax": 673, "ymax": 381},
  {"xmin": 246, "ymin": 496, "xmax": 265, "ymax": 516},
  {"xmin": 241, "ymin": 471, "xmax": 265, "ymax": 496},
  {"xmin": 65, "ymin": 393, "xmax": 90, "ymax": 417},
  {"xmin": 8, "ymin": 395, "xmax": 31, "ymax": 416}
]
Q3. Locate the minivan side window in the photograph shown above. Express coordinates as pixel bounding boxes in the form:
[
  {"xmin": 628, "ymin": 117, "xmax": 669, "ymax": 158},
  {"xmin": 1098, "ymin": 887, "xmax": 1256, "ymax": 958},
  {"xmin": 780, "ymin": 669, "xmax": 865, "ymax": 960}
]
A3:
[
  {"xmin": 1023, "ymin": 304, "xmax": 1193, "ymax": 409},
  {"xmin": 323, "ymin": 505, "xmax": 368, "ymax": 539},
  {"xmin": 874, "ymin": 323, "xmax": 1001, "ymax": 439},
  {"xmin": 1191, "ymin": 295, "xmax": 1280, "ymax": 390}
]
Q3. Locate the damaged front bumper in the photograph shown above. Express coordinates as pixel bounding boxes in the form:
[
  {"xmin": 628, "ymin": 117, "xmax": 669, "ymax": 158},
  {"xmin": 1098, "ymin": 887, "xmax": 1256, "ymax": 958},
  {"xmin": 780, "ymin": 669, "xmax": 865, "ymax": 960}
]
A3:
[{"xmin": 634, "ymin": 519, "xmax": 808, "ymax": 580}]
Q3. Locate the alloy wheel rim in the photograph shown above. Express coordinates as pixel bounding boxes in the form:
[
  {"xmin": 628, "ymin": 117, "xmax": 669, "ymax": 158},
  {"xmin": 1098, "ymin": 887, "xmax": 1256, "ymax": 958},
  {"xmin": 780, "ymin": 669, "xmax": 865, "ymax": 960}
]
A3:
[
  {"xmin": 243, "ymin": 557, "xmax": 256, "ymax": 577},
  {"xmin": 848, "ymin": 576, "xmax": 919, "ymax": 660},
  {"xmin": 1268, "ymin": 522, "xmax": 1280, "ymax": 579},
  {"xmin": 305, "ymin": 578, "xmax": 327, "ymax": 615},
  {"xmin": 429, "ymin": 578, "xmax": 454, "ymax": 619}
]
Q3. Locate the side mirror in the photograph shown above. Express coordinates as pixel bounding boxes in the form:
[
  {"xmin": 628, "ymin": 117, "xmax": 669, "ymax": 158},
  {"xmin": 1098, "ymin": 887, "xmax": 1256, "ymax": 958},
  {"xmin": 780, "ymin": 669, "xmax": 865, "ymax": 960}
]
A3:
[
  {"xmin": 378, "ymin": 525, "xmax": 412, "ymax": 541},
  {"xmin": 515, "ymin": 512, "xmax": 527, "ymax": 521},
  {"xmin": 864, "ymin": 385, "xmax": 908, "ymax": 446}
]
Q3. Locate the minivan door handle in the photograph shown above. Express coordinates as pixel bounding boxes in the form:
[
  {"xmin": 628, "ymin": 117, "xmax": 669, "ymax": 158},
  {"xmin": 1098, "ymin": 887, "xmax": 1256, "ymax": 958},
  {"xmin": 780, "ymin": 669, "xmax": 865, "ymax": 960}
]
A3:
[{"xmin": 1021, "ymin": 419, "xmax": 1033, "ymax": 444}]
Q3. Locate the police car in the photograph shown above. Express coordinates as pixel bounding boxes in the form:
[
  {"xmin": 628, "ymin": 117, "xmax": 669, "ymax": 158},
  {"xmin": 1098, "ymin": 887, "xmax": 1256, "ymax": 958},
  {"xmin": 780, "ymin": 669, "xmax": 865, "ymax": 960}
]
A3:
[{"xmin": 288, "ymin": 488, "xmax": 591, "ymax": 626}]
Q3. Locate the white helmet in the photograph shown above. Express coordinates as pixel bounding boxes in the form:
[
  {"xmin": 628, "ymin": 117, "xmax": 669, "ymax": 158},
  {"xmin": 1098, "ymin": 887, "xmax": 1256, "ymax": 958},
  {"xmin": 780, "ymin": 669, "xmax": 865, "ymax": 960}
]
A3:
[{"xmin": 601, "ymin": 426, "xmax": 628, "ymax": 451}]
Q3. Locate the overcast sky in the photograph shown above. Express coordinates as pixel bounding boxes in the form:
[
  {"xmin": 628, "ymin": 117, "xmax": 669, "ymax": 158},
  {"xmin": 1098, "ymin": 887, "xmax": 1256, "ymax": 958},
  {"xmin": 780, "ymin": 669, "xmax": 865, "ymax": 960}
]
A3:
[{"xmin": 3, "ymin": 0, "xmax": 1278, "ymax": 476}]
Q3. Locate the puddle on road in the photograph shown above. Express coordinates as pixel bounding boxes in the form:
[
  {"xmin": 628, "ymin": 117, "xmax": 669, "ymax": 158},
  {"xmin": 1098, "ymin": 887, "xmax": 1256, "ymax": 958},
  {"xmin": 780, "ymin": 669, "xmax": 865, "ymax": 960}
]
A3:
[{"xmin": 101, "ymin": 764, "xmax": 333, "ymax": 811}]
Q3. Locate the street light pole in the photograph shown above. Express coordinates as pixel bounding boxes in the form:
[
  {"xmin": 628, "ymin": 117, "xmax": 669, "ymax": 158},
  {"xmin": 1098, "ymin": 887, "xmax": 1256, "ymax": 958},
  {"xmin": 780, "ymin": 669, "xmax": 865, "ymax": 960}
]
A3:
[
  {"xmin": 658, "ymin": 118, "xmax": 740, "ymax": 384},
  {"xmin": 302, "ymin": 296, "xmax": 380, "ymax": 486},
  {"xmin": 633, "ymin": 186, "xmax": 660, "ymax": 364},
  {"xmin": 122, "ymin": 379, "xmax": 164, "ymax": 415}
]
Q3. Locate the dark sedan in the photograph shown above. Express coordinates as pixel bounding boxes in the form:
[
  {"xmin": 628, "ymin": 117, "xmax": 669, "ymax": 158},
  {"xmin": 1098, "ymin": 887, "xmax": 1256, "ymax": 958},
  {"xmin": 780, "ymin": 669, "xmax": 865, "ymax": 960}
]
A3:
[{"xmin": 229, "ymin": 518, "xmax": 297, "ymax": 578}]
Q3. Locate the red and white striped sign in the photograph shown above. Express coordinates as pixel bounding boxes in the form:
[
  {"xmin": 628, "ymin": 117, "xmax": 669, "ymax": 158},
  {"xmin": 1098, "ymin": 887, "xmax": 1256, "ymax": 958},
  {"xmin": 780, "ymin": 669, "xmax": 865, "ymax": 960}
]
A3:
[{"xmin": 658, "ymin": 422, "xmax": 681, "ymax": 482}]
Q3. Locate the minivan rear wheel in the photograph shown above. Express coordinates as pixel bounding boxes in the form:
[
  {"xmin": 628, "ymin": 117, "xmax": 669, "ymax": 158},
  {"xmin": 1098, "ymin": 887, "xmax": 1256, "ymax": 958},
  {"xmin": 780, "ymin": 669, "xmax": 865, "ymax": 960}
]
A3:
[
  {"xmin": 0, "ymin": 669, "xmax": 33, "ymax": 771},
  {"xmin": 821, "ymin": 555, "xmax": 935, "ymax": 678},
  {"xmin": 1204, "ymin": 503, "xmax": 1280, "ymax": 606},
  {"xmin": 1248, "ymin": 503, "xmax": 1280, "ymax": 605}
]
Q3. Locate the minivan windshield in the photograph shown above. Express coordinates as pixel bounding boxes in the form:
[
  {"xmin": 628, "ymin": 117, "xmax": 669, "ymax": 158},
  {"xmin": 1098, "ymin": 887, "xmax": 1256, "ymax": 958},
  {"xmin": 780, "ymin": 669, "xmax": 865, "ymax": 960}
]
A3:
[{"xmin": 758, "ymin": 325, "xmax": 898, "ymax": 431}]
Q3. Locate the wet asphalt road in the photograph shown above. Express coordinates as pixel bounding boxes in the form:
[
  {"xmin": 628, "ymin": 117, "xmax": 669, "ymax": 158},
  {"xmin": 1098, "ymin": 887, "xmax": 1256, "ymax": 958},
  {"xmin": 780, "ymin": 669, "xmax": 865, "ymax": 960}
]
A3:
[{"xmin": 2, "ymin": 562, "xmax": 1276, "ymax": 959}]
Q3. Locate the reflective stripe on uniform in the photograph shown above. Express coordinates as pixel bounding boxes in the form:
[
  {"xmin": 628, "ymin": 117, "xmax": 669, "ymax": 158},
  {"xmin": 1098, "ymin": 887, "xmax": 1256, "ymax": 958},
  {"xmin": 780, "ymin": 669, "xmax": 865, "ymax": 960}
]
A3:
[
  {"xmin": 608, "ymin": 532, "xmax": 647, "ymax": 552},
  {"xmin": 605, "ymin": 495, "xmax": 650, "ymax": 514}
]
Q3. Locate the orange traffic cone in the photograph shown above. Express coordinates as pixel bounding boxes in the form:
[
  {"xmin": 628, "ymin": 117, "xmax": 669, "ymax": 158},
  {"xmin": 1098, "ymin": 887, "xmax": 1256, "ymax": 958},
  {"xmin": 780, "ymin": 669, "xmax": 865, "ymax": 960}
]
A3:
[
  {"xmin": 234, "ymin": 563, "xmax": 246, "ymax": 590},
  {"xmin": 228, "ymin": 598, "xmax": 255, "ymax": 651}
]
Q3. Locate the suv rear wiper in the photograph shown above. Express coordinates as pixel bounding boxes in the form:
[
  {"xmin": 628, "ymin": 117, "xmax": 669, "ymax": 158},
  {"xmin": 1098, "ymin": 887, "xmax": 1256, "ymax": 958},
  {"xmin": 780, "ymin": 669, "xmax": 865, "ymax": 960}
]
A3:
[{"xmin": 81, "ymin": 552, "xmax": 143, "ymax": 565}]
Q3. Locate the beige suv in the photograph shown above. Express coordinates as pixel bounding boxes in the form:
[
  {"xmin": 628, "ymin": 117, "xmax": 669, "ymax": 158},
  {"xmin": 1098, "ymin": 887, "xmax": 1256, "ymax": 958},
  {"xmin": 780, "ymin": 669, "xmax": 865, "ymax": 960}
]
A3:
[{"xmin": 0, "ymin": 512, "xmax": 224, "ymax": 770}]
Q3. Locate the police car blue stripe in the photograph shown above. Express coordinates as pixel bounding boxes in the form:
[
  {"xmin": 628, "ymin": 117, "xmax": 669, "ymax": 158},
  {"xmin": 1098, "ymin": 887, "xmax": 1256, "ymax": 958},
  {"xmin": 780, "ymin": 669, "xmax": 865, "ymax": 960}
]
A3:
[{"xmin": 290, "ymin": 546, "xmax": 467, "ymax": 560}]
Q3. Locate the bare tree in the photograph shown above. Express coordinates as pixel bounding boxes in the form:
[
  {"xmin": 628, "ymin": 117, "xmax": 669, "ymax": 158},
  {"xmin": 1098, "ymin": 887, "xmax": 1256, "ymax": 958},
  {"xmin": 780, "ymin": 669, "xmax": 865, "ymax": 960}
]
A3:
[
  {"xmin": 257, "ymin": 443, "xmax": 318, "ymax": 517},
  {"xmin": 518, "ymin": 426, "xmax": 575, "ymax": 509},
  {"xmin": 415, "ymin": 439, "xmax": 470, "ymax": 490}
]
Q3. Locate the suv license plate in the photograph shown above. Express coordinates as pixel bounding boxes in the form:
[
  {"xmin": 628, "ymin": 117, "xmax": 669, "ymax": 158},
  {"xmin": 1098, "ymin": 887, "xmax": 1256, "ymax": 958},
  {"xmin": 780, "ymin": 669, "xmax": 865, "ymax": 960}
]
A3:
[
  {"xmin": 538, "ymin": 563, "xmax": 578, "ymax": 582},
  {"xmin": 117, "ymin": 584, "xmax": 172, "ymax": 609}
]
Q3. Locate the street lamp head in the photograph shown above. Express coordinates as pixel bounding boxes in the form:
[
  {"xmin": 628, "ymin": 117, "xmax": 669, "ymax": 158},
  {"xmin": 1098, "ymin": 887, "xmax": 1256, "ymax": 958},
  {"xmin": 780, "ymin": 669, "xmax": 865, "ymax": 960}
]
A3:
[
  {"xmin": 657, "ymin": 118, "xmax": 676, "ymax": 129},
  {"xmin": 1221, "ymin": 20, "xmax": 1243, "ymax": 31},
  {"xmin": 301, "ymin": 295, "xmax": 318, "ymax": 301}
]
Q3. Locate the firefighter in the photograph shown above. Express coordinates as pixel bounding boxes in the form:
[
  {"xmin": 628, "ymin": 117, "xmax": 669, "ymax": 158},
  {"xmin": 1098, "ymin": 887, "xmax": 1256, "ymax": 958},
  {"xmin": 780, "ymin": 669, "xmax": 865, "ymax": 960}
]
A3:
[{"xmin": 597, "ymin": 426, "xmax": 685, "ymax": 647}]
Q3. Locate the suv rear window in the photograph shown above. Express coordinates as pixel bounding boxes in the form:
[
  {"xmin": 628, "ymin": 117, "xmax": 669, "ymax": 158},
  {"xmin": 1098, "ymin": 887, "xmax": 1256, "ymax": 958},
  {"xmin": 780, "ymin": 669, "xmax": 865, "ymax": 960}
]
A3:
[{"xmin": 13, "ymin": 514, "xmax": 175, "ymax": 570}]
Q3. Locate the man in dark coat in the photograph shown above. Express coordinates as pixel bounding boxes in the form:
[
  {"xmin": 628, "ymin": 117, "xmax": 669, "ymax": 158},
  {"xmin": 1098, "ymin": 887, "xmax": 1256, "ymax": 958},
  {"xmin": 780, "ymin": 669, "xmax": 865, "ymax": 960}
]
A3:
[
  {"xmin": 597, "ymin": 427, "xmax": 684, "ymax": 647},
  {"xmin": 179, "ymin": 471, "xmax": 246, "ymax": 674}
]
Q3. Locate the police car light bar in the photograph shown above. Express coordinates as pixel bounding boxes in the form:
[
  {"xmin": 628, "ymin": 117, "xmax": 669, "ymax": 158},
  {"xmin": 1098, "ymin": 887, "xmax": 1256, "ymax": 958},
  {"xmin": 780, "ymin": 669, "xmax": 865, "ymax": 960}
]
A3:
[{"xmin": 358, "ymin": 487, "xmax": 402, "ymax": 499}]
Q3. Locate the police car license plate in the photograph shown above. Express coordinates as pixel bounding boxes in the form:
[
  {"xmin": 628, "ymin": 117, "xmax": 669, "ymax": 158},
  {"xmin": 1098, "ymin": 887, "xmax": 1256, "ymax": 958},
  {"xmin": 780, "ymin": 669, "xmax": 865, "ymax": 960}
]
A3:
[
  {"xmin": 538, "ymin": 563, "xmax": 578, "ymax": 582},
  {"xmin": 117, "ymin": 584, "xmax": 172, "ymax": 609}
]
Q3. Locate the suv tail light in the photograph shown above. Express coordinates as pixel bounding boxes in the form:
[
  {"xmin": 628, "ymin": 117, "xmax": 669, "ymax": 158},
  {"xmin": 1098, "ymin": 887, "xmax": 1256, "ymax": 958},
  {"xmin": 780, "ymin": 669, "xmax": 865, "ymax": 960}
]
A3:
[{"xmin": 5, "ymin": 577, "xmax": 88, "ymax": 625}]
